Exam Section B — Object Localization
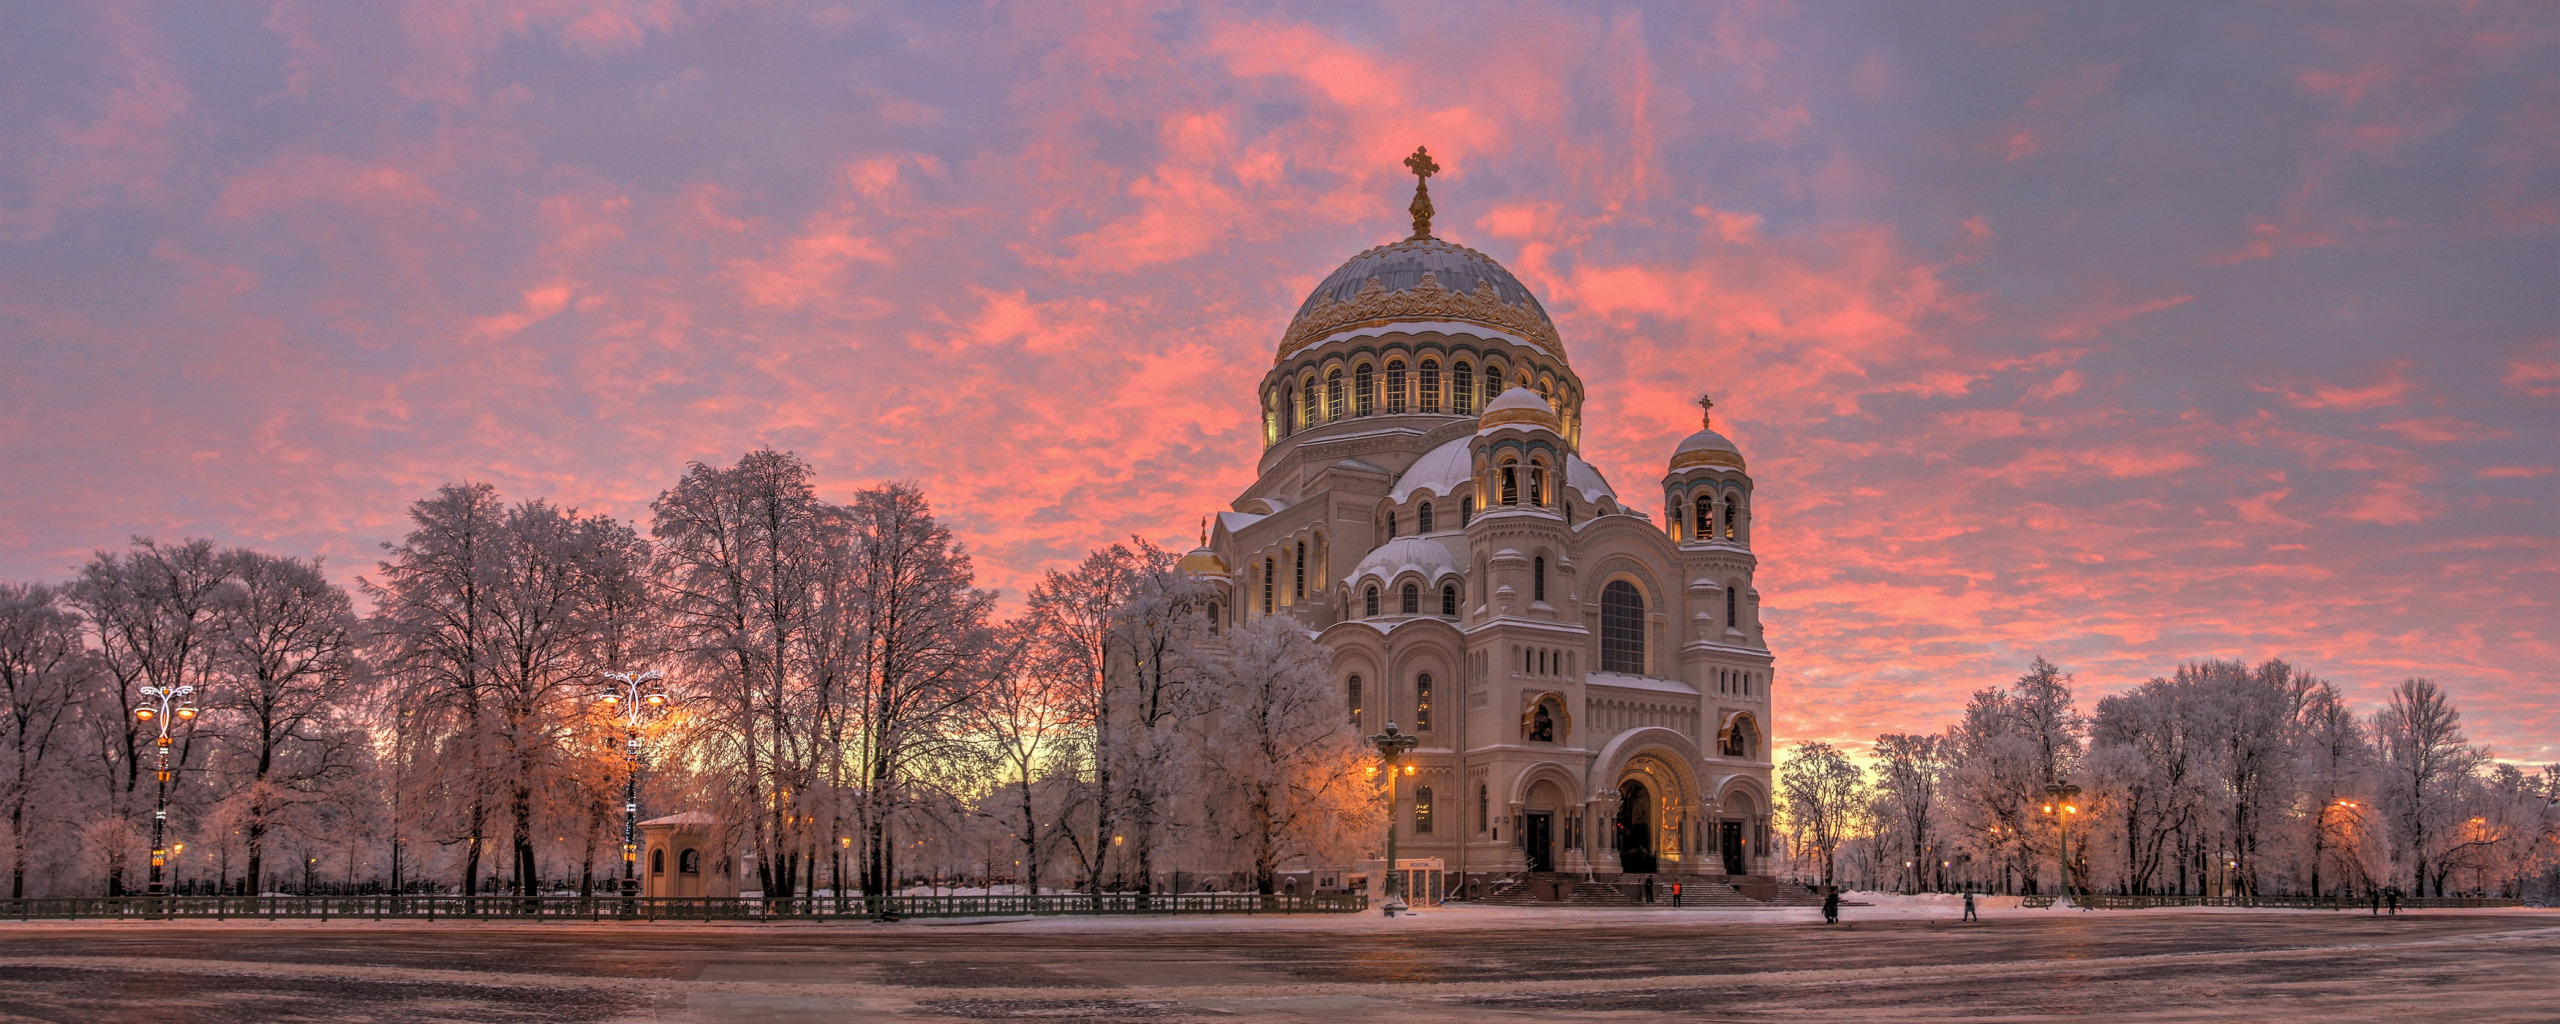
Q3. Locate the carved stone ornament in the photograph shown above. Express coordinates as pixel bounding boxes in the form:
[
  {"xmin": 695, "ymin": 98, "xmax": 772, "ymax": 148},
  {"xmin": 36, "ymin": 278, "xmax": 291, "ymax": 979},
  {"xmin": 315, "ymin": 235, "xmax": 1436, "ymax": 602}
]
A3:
[{"xmin": 1279, "ymin": 266, "xmax": 1564, "ymax": 363}]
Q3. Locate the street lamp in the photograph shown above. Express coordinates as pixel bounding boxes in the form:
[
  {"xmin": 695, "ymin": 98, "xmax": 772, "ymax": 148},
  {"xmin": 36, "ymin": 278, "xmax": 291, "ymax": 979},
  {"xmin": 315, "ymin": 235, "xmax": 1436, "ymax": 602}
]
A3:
[
  {"xmin": 2042, "ymin": 778, "xmax": 2080, "ymax": 903},
  {"xmin": 1368, "ymin": 721, "xmax": 1419, "ymax": 916},
  {"xmin": 601, "ymin": 670, "xmax": 668, "ymax": 900},
  {"xmin": 135, "ymin": 684, "xmax": 197, "ymax": 897}
]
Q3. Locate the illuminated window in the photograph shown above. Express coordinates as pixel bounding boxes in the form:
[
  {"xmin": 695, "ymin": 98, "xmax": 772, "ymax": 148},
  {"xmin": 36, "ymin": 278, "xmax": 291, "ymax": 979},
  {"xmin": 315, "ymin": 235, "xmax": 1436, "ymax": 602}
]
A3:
[
  {"xmin": 1452, "ymin": 362, "xmax": 1475, "ymax": 413},
  {"xmin": 1419, "ymin": 360, "xmax": 1440, "ymax": 413},
  {"xmin": 1400, "ymin": 583, "xmax": 1418, "ymax": 615},
  {"xmin": 1414, "ymin": 786, "xmax": 1434, "ymax": 833},
  {"xmin": 1533, "ymin": 556, "xmax": 1546, "ymax": 602},
  {"xmin": 1302, "ymin": 376, "xmax": 1317, "ymax": 429},
  {"xmin": 1348, "ymin": 676, "xmax": 1363, "ymax": 725},
  {"xmin": 1326, "ymin": 369, "xmax": 1343, "ymax": 420},
  {"xmin": 1695, "ymin": 494, "xmax": 1712, "ymax": 542},
  {"xmin": 1441, "ymin": 584, "xmax": 1458, "ymax": 616},
  {"xmin": 1365, "ymin": 586, "xmax": 1380, "ymax": 617},
  {"xmin": 1418, "ymin": 502, "xmax": 1434, "ymax": 533},
  {"xmin": 1354, "ymin": 363, "xmax": 1374, "ymax": 416},
  {"xmin": 1415, "ymin": 673, "xmax": 1433, "ymax": 730},
  {"xmin": 1385, "ymin": 360, "xmax": 1406, "ymax": 413},
  {"xmin": 1724, "ymin": 491, "xmax": 1739, "ymax": 539},
  {"xmin": 1600, "ymin": 580, "xmax": 1645, "ymax": 674}
]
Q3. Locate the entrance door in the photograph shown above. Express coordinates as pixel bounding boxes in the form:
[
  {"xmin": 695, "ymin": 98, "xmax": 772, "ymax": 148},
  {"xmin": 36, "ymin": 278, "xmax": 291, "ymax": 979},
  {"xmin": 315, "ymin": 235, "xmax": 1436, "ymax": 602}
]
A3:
[
  {"xmin": 1523, "ymin": 813, "xmax": 1554, "ymax": 872},
  {"xmin": 1719, "ymin": 821, "xmax": 1746, "ymax": 876},
  {"xmin": 1615, "ymin": 780, "xmax": 1657, "ymax": 874}
]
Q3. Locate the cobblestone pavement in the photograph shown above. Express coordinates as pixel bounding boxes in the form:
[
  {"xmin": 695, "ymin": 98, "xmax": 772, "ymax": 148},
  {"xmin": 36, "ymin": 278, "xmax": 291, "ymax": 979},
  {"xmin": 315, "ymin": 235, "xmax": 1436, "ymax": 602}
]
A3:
[{"xmin": 0, "ymin": 910, "xmax": 2551, "ymax": 1022}]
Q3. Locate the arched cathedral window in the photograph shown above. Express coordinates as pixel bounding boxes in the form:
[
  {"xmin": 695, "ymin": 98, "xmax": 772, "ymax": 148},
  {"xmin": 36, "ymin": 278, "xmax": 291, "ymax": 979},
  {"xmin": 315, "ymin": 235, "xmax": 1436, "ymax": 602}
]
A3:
[
  {"xmin": 1385, "ymin": 360, "xmax": 1406, "ymax": 413},
  {"xmin": 1354, "ymin": 363, "xmax": 1375, "ymax": 416},
  {"xmin": 1441, "ymin": 584, "xmax": 1458, "ymax": 617},
  {"xmin": 1400, "ymin": 582, "xmax": 1418, "ymax": 615},
  {"xmin": 1483, "ymin": 363, "xmax": 1504, "ymax": 406},
  {"xmin": 1726, "ymin": 584, "xmax": 1738, "ymax": 628},
  {"xmin": 1293, "ymin": 542, "xmax": 1305, "ymax": 600},
  {"xmin": 1501, "ymin": 463, "xmax": 1518, "ymax": 505},
  {"xmin": 1533, "ymin": 556, "xmax": 1547, "ymax": 603},
  {"xmin": 1414, "ymin": 786, "xmax": 1434, "ymax": 833},
  {"xmin": 1326, "ymin": 369, "xmax": 1343, "ymax": 420},
  {"xmin": 1365, "ymin": 586, "xmax": 1380, "ymax": 618},
  {"xmin": 1301, "ymin": 376, "xmax": 1317, "ymax": 430},
  {"xmin": 1724, "ymin": 491, "xmax": 1739, "ymax": 539},
  {"xmin": 1452, "ymin": 362, "xmax": 1474, "ymax": 414},
  {"xmin": 1414, "ymin": 673, "xmax": 1433, "ymax": 730},
  {"xmin": 1261, "ymin": 558, "xmax": 1274, "ymax": 614},
  {"xmin": 1600, "ymin": 580, "xmax": 1645, "ymax": 674},
  {"xmin": 1461, "ymin": 496, "xmax": 1473, "ymax": 526},
  {"xmin": 1695, "ymin": 494, "xmax": 1712, "ymax": 541},
  {"xmin": 1418, "ymin": 502, "xmax": 1434, "ymax": 533},
  {"xmin": 1528, "ymin": 464, "xmax": 1546, "ymax": 507},
  {"xmin": 1348, "ymin": 676, "xmax": 1363, "ymax": 726},
  {"xmin": 1419, "ymin": 360, "xmax": 1440, "ymax": 413}
]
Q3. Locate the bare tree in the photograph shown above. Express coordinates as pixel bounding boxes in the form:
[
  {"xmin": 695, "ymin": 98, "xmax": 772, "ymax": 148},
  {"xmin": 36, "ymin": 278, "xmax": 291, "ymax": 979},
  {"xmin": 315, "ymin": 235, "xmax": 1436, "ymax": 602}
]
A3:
[
  {"xmin": 1872, "ymin": 732, "xmax": 1946, "ymax": 892},
  {"xmin": 1202, "ymin": 616, "xmax": 1375, "ymax": 894},
  {"xmin": 0, "ymin": 583, "xmax": 87, "ymax": 897},
  {"xmin": 209, "ymin": 550, "xmax": 361, "ymax": 893},
  {"xmin": 72, "ymin": 539, "xmax": 227, "ymax": 895},
  {"xmin": 1780, "ymin": 741, "xmax": 1867, "ymax": 889},
  {"xmin": 2373, "ymin": 678, "xmax": 2481, "ymax": 895},
  {"xmin": 363, "ymin": 484, "xmax": 507, "ymax": 897},
  {"xmin": 1024, "ymin": 545, "xmax": 1141, "ymax": 897}
]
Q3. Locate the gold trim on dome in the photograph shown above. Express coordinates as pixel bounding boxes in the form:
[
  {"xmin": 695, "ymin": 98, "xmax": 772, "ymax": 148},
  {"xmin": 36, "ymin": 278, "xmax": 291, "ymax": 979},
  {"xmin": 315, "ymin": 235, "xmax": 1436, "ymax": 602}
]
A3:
[
  {"xmin": 1277, "ymin": 266, "xmax": 1564, "ymax": 364},
  {"xmin": 1478, "ymin": 404, "xmax": 1561, "ymax": 432},
  {"xmin": 1670, "ymin": 448, "xmax": 1747, "ymax": 472}
]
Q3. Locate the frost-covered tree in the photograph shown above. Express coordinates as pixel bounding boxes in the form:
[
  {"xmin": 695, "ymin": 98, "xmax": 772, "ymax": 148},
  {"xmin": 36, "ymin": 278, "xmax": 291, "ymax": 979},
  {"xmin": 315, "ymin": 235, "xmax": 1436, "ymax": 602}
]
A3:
[
  {"xmin": 1871, "ymin": 732, "xmax": 1947, "ymax": 892},
  {"xmin": 2373, "ymin": 678, "xmax": 2482, "ymax": 895},
  {"xmin": 1780, "ymin": 741, "xmax": 1867, "ymax": 889},
  {"xmin": 73, "ymin": 538, "xmax": 228, "ymax": 895},
  {"xmin": 207, "ymin": 550, "xmax": 361, "ymax": 893},
  {"xmin": 363, "ymin": 483, "xmax": 507, "ymax": 897},
  {"xmin": 0, "ymin": 583, "xmax": 88, "ymax": 897},
  {"xmin": 1201, "ymin": 616, "xmax": 1375, "ymax": 894}
]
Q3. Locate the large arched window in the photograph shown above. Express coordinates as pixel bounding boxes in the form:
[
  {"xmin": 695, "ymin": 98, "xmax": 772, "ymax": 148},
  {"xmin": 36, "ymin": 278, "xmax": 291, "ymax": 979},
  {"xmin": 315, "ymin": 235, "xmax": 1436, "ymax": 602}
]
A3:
[
  {"xmin": 1294, "ymin": 542, "xmax": 1305, "ymax": 600},
  {"xmin": 1452, "ymin": 362, "xmax": 1475, "ymax": 413},
  {"xmin": 1441, "ymin": 583, "xmax": 1458, "ymax": 617},
  {"xmin": 1695, "ymin": 494, "xmax": 1713, "ymax": 541},
  {"xmin": 1354, "ymin": 363, "xmax": 1375, "ymax": 416},
  {"xmin": 1301, "ymin": 376, "xmax": 1317, "ymax": 429},
  {"xmin": 1414, "ymin": 673, "xmax": 1433, "ymax": 730},
  {"xmin": 1501, "ymin": 463, "xmax": 1519, "ymax": 505},
  {"xmin": 1461, "ymin": 496, "xmax": 1473, "ymax": 526},
  {"xmin": 1722, "ymin": 715, "xmax": 1757, "ymax": 758},
  {"xmin": 1261, "ymin": 558, "xmax": 1274, "ymax": 614},
  {"xmin": 1414, "ymin": 786, "xmax": 1435, "ymax": 834},
  {"xmin": 1418, "ymin": 359, "xmax": 1440, "ymax": 413},
  {"xmin": 1726, "ymin": 584, "xmax": 1739, "ymax": 628},
  {"xmin": 1365, "ymin": 586, "xmax": 1380, "ymax": 618},
  {"xmin": 1385, "ymin": 360, "xmax": 1407, "ymax": 414},
  {"xmin": 1533, "ymin": 556, "xmax": 1547, "ymax": 603},
  {"xmin": 1347, "ymin": 675, "xmax": 1363, "ymax": 726},
  {"xmin": 1325, "ymin": 369, "xmax": 1344, "ymax": 420},
  {"xmin": 1418, "ymin": 502, "xmax": 1434, "ymax": 534},
  {"xmin": 1483, "ymin": 364, "xmax": 1504, "ymax": 406},
  {"xmin": 1600, "ymin": 580, "xmax": 1645, "ymax": 674},
  {"xmin": 1400, "ymin": 582, "xmax": 1419, "ymax": 615},
  {"xmin": 1530, "ymin": 702, "xmax": 1556, "ymax": 742},
  {"xmin": 1528, "ymin": 463, "xmax": 1547, "ymax": 507},
  {"xmin": 1724, "ymin": 490, "xmax": 1739, "ymax": 539}
]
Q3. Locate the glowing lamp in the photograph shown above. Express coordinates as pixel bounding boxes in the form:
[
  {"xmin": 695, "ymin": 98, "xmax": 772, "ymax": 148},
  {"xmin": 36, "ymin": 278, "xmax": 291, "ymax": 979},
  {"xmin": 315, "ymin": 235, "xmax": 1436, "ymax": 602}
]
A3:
[
  {"xmin": 176, "ymin": 706, "xmax": 196, "ymax": 720},
  {"xmin": 134, "ymin": 707, "xmax": 154, "ymax": 722}
]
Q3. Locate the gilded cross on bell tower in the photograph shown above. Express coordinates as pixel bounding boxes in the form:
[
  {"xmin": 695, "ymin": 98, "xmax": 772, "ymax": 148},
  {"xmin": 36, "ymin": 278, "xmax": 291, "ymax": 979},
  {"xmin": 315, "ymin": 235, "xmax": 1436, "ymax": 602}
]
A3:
[
  {"xmin": 1403, "ymin": 146, "xmax": 1440, "ymax": 240},
  {"xmin": 1698, "ymin": 392, "xmax": 1715, "ymax": 429}
]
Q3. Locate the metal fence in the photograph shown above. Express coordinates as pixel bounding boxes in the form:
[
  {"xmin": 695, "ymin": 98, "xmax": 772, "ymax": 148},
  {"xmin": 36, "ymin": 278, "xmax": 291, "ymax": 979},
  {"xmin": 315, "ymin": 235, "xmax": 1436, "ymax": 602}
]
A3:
[
  {"xmin": 0, "ymin": 892, "xmax": 1369, "ymax": 922},
  {"xmin": 2018, "ymin": 893, "xmax": 2523, "ymax": 910}
]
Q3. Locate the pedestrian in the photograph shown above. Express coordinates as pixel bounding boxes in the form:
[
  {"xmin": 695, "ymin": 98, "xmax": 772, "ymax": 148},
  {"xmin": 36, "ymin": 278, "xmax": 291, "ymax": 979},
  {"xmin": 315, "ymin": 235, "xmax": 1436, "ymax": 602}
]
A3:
[
  {"xmin": 1672, "ymin": 882, "xmax": 1683, "ymax": 908},
  {"xmin": 2370, "ymin": 888, "xmax": 2381, "ymax": 916},
  {"xmin": 1822, "ymin": 886, "xmax": 1841, "ymax": 925},
  {"xmin": 1644, "ymin": 877, "xmax": 1656, "ymax": 904},
  {"xmin": 2386, "ymin": 886, "xmax": 2400, "ymax": 916},
  {"xmin": 1963, "ymin": 890, "xmax": 1978, "ymax": 923}
]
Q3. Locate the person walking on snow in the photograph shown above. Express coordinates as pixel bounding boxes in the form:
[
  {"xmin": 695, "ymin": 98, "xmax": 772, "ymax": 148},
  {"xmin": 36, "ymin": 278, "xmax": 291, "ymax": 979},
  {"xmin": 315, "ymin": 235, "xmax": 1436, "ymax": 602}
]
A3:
[
  {"xmin": 1963, "ymin": 890, "xmax": 1978, "ymax": 922},
  {"xmin": 1822, "ymin": 887, "xmax": 1841, "ymax": 925}
]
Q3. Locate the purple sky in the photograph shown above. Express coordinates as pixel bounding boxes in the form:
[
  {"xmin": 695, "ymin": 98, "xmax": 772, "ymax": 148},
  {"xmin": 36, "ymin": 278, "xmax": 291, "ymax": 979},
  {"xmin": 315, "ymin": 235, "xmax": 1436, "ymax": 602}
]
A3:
[{"xmin": 3, "ymin": 2, "xmax": 2555, "ymax": 759}]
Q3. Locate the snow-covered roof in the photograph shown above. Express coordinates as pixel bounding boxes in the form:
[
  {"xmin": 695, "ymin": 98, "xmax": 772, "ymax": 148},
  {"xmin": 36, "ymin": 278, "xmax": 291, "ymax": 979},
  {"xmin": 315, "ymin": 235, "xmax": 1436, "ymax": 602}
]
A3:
[
  {"xmin": 1345, "ymin": 536, "xmax": 1465, "ymax": 591},
  {"xmin": 1391, "ymin": 437, "xmax": 1472, "ymax": 503},
  {"xmin": 1565, "ymin": 454, "xmax": 1615, "ymax": 504},
  {"xmin": 1587, "ymin": 671, "xmax": 1700, "ymax": 696}
]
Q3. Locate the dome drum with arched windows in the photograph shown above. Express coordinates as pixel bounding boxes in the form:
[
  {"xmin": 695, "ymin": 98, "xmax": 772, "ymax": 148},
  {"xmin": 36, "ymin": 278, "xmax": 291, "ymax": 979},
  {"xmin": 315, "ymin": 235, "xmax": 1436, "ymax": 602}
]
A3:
[{"xmin": 1185, "ymin": 148, "xmax": 1776, "ymax": 889}]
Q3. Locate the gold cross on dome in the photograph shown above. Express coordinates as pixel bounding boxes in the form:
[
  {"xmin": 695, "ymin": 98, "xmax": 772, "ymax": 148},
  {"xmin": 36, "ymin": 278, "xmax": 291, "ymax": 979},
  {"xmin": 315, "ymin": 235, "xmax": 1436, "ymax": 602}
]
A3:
[
  {"xmin": 1698, "ymin": 392, "xmax": 1715, "ymax": 429},
  {"xmin": 1404, "ymin": 146, "xmax": 1440, "ymax": 239},
  {"xmin": 1404, "ymin": 146, "xmax": 1440, "ymax": 181}
]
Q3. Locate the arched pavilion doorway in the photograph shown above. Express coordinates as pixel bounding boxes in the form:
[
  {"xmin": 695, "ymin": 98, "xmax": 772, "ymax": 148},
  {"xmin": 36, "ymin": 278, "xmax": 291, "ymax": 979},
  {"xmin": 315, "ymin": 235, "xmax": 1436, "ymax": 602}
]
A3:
[{"xmin": 1615, "ymin": 779, "xmax": 1657, "ymax": 874}]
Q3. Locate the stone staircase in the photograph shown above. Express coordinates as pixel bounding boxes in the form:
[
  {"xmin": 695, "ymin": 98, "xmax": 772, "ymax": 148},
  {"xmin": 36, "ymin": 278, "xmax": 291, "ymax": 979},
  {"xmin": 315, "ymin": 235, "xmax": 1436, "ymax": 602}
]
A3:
[{"xmin": 1464, "ymin": 875, "xmax": 1851, "ymax": 909}]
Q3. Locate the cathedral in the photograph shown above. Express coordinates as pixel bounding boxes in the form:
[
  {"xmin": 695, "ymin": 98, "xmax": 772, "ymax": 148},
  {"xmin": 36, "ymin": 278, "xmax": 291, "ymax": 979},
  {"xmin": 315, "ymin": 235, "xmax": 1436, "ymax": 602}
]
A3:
[{"xmin": 1179, "ymin": 150, "xmax": 1776, "ymax": 891}]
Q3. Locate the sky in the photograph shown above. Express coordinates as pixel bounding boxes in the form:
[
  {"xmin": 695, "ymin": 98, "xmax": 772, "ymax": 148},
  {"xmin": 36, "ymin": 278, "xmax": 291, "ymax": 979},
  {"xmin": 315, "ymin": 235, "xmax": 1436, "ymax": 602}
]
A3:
[{"xmin": 3, "ymin": 2, "xmax": 2555, "ymax": 761}]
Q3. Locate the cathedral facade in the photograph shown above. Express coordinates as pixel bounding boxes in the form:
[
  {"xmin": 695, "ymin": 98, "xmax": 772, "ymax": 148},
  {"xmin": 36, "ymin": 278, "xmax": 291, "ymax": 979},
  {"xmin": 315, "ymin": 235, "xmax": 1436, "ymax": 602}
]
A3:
[{"xmin": 1180, "ymin": 154, "xmax": 1777, "ymax": 886}]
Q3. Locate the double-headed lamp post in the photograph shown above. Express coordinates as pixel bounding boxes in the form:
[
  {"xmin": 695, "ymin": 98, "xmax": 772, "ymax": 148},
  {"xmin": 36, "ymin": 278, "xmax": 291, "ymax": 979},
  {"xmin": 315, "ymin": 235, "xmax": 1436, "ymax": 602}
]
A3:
[
  {"xmin": 2042, "ymin": 778, "xmax": 2081, "ymax": 902},
  {"xmin": 1368, "ymin": 721, "xmax": 1419, "ymax": 916},
  {"xmin": 600, "ymin": 670, "xmax": 667, "ymax": 898},
  {"xmin": 134, "ymin": 684, "xmax": 197, "ymax": 896}
]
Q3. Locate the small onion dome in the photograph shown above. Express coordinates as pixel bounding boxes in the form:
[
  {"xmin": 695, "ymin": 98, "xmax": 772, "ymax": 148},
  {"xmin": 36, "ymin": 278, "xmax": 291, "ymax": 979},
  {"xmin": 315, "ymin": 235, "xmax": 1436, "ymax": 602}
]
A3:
[
  {"xmin": 1477, "ymin": 386, "xmax": 1561, "ymax": 434},
  {"xmin": 1669, "ymin": 427, "xmax": 1745, "ymax": 472},
  {"xmin": 1176, "ymin": 545, "xmax": 1229, "ymax": 576},
  {"xmin": 1345, "ymin": 536, "xmax": 1465, "ymax": 592}
]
